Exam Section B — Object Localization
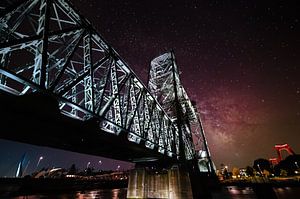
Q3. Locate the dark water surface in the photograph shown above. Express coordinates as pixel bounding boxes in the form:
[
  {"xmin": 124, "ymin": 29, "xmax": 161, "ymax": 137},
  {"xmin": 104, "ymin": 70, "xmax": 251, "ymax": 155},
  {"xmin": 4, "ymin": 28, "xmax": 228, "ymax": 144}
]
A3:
[
  {"xmin": 273, "ymin": 186, "xmax": 300, "ymax": 199},
  {"xmin": 5, "ymin": 188, "xmax": 127, "ymax": 199},
  {"xmin": 4, "ymin": 186, "xmax": 300, "ymax": 199}
]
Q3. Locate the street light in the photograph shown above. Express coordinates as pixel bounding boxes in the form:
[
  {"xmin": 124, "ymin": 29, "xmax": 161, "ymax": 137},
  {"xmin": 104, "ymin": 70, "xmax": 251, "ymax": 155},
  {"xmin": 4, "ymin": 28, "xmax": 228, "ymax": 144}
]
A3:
[
  {"xmin": 117, "ymin": 165, "xmax": 120, "ymax": 171},
  {"xmin": 295, "ymin": 161, "xmax": 299, "ymax": 169},
  {"xmin": 36, "ymin": 156, "xmax": 44, "ymax": 169},
  {"xmin": 98, "ymin": 160, "xmax": 102, "ymax": 170},
  {"xmin": 257, "ymin": 164, "xmax": 262, "ymax": 175},
  {"xmin": 86, "ymin": 161, "xmax": 91, "ymax": 169}
]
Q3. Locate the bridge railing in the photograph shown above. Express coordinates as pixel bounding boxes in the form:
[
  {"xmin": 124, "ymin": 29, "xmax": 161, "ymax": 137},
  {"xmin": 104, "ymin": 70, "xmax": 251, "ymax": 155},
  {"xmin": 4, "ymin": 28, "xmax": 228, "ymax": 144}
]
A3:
[{"xmin": 0, "ymin": 0, "xmax": 179, "ymax": 158}]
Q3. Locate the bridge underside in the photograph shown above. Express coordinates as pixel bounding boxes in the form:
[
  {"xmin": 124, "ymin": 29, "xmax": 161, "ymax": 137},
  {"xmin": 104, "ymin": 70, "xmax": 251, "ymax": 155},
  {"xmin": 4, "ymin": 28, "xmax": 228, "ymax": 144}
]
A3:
[{"xmin": 0, "ymin": 91, "xmax": 175, "ymax": 164}]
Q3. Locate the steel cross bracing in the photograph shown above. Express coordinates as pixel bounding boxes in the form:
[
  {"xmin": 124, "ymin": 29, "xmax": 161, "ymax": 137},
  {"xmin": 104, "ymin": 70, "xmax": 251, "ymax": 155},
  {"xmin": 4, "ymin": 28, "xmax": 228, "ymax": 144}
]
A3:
[
  {"xmin": 148, "ymin": 52, "xmax": 214, "ymax": 170},
  {"xmin": 0, "ymin": 0, "xmax": 180, "ymax": 159}
]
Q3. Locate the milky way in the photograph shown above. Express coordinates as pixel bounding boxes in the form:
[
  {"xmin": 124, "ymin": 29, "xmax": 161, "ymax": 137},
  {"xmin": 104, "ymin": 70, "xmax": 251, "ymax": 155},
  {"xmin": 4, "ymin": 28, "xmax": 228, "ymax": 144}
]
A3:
[
  {"xmin": 71, "ymin": 0, "xmax": 300, "ymax": 168},
  {"xmin": 1, "ymin": 0, "xmax": 299, "ymax": 175}
]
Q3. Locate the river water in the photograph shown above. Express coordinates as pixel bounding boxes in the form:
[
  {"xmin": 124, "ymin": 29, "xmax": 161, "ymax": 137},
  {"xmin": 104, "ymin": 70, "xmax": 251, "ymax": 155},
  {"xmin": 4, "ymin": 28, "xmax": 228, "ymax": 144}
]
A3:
[{"xmin": 5, "ymin": 186, "xmax": 300, "ymax": 199}]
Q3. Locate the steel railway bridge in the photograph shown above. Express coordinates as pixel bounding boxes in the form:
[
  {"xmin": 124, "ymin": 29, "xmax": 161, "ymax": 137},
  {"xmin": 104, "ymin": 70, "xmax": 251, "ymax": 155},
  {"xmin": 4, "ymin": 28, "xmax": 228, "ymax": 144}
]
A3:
[{"xmin": 0, "ymin": 1, "xmax": 215, "ymax": 198}]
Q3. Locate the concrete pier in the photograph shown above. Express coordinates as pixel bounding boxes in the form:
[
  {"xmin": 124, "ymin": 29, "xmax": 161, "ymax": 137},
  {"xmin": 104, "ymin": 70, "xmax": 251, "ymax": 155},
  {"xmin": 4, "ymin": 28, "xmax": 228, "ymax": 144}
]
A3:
[{"xmin": 127, "ymin": 166, "xmax": 193, "ymax": 199}]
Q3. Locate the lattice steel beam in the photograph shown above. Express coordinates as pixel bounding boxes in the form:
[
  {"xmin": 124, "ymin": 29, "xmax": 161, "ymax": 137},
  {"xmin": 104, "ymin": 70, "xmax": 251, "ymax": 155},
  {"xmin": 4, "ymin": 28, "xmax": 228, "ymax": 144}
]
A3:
[{"xmin": 0, "ymin": 0, "xmax": 180, "ymax": 159}]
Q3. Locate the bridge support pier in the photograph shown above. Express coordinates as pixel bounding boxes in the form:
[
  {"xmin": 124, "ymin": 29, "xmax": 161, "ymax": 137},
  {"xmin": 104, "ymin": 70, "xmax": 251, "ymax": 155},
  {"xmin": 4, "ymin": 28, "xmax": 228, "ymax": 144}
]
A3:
[{"xmin": 127, "ymin": 165, "xmax": 193, "ymax": 199}]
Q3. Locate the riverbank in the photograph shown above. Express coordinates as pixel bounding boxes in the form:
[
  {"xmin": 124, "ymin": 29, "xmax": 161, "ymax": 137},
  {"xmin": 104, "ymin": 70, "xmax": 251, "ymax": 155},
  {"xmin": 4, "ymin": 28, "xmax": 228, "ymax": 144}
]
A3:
[{"xmin": 221, "ymin": 176, "xmax": 300, "ymax": 187}]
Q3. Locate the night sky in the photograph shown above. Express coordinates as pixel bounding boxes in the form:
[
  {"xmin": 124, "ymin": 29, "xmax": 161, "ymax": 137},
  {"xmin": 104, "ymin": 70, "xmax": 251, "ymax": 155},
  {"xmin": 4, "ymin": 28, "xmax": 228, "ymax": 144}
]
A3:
[{"xmin": 1, "ymin": 0, "xmax": 300, "ymax": 176}]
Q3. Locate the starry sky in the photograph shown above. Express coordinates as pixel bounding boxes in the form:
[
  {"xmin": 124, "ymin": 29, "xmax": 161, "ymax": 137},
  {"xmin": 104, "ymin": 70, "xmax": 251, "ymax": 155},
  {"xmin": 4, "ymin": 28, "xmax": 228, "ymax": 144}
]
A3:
[{"xmin": 1, "ymin": 0, "xmax": 300, "ymax": 176}]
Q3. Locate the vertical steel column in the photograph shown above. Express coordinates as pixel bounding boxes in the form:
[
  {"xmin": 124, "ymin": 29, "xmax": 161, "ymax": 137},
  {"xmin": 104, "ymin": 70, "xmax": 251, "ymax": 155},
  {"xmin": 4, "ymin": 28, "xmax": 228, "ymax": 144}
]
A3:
[
  {"xmin": 171, "ymin": 51, "xmax": 186, "ymax": 161},
  {"xmin": 33, "ymin": 0, "xmax": 50, "ymax": 88},
  {"xmin": 110, "ymin": 59, "xmax": 122, "ymax": 127},
  {"xmin": 0, "ymin": 53, "xmax": 9, "ymax": 85},
  {"xmin": 83, "ymin": 32, "xmax": 93, "ymax": 114},
  {"xmin": 197, "ymin": 114, "xmax": 215, "ymax": 174},
  {"xmin": 127, "ymin": 81, "xmax": 141, "ymax": 135},
  {"xmin": 71, "ymin": 86, "xmax": 77, "ymax": 116}
]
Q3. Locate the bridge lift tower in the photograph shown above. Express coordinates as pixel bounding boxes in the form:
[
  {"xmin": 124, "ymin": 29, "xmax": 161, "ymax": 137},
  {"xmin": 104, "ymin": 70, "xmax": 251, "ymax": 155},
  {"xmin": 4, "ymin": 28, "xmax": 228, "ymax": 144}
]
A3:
[{"xmin": 148, "ymin": 51, "xmax": 215, "ymax": 174}]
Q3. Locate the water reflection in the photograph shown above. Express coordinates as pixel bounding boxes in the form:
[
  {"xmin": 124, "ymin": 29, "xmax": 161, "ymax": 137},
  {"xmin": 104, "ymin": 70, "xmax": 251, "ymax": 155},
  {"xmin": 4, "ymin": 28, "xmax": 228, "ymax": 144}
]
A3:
[
  {"xmin": 274, "ymin": 186, "xmax": 300, "ymax": 199},
  {"xmin": 11, "ymin": 188, "xmax": 127, "ymax": 199},
  {"xmin": 7, "ymin": 186, "xmax": 300, "ymax": 199},
  {"xmin": 227, "ymin": 186, "xmax": 255, "ymax": 196},
  {"xmin": 212, "ymin": 186, "xmax": 257, "ymax": 199}
]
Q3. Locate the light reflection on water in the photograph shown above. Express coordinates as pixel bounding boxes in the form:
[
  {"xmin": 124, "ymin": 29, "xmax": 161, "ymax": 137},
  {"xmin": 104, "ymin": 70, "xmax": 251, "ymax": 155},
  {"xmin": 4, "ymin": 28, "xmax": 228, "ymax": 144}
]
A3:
[
  {"xmin": 212, "ymin": 186, "xmax": 257, "ymax": 199},
  {"xmin": 7, "ymin": 186, "xmax": 300, "ymax": 199},
  {"xmin": 11, "ymin": 188, "xmax": 127, "ymax": 199},
  {"xmin": 274, "ymin": 186, "xmax": 300, "ymax": 199}
]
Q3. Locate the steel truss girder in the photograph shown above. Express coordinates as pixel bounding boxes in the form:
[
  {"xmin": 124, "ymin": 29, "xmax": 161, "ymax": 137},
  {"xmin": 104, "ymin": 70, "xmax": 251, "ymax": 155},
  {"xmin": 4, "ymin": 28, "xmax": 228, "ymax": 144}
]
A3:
[{"xmin": 0, "ymin": 0, "xmax": 178, "ymax": 158}]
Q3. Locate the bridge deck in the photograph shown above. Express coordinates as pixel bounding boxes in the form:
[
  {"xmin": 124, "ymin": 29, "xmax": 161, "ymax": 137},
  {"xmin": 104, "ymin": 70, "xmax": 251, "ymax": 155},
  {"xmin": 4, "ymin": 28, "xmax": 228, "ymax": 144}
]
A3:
[{"xmin": 0, "ymin": 91, "xmax": 175, "ymax": 164}]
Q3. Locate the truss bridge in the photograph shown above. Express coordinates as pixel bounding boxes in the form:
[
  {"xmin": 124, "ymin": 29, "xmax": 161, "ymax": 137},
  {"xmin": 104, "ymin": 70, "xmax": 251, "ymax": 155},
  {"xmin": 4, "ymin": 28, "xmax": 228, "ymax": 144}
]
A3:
[{"xmin": 0, "ymin": 0, "xmax": 214, "ymax": 175}]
